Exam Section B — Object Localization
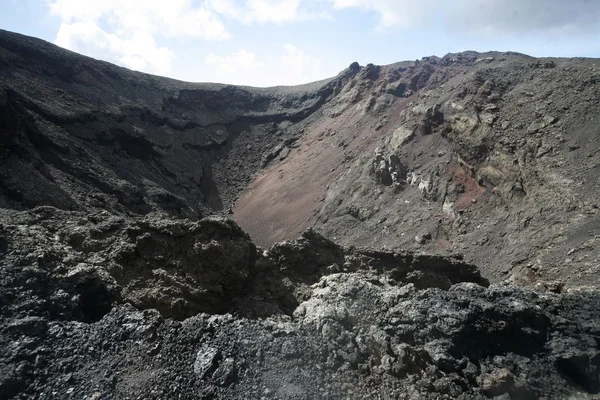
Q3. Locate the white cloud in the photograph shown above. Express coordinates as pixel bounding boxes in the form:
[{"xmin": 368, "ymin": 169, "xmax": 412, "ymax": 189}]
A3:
[
  {"xmin": 206, "ymin": 0, "xmax": 329, "ymax": 24},
  {"xmin": 48, "ymin": 0, "xmax": 600, "ymax": 37},
  {"xmin": 48, "ymin": 0, "xmax": 229, "ymax": 75},
  {"xmin": 203, "ymin": 44, "xmax": 324, "ymax": 86},
  {"xmin": 281, "ymin": 44, "xmax": 321, "ymax": 77},
  {"xmin": 205, "ymin": 49, "xmax": 264, "ymax": 74},
  {"xmin": 245, "ymin": 0, "xmax": 303, "ymax": 23},
  {"xmin": 49, "ymin": 0, "xmax": 230, "ymax": 39},
  {"xmin": 45, "ymin": 0, "xmax": 331, "ymax": 80},
  {"xmin": 55, "ymin": 21, "xmax": 175, "ymax": 74},
  {"xmin": 327, "ymin": 0, "xmax": 600, "ymax": 34},
  {"xmin": 328, "ymin": 0, "xmax": 430, "ymax": 29}
]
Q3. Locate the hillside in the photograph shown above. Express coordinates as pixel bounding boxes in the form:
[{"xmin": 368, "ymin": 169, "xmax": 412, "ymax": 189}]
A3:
[
  {"xmin": 1, "ymin": 30, "xmax": 600, "ymax": 399},
  {"xmin": 233, "ymin": 53, "xmax": 600, "ymax": 288}
]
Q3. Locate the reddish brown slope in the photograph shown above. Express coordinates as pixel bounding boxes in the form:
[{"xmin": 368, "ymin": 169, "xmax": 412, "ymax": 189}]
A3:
[{"xmin": 234, "ymin": 92, "xmax": 412, "ymax": 247}]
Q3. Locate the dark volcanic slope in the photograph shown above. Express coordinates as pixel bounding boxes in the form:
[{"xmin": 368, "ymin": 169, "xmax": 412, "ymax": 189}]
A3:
[{"xmin": 0, "ymin": 29, "xmax": 350, "ymax": 219}]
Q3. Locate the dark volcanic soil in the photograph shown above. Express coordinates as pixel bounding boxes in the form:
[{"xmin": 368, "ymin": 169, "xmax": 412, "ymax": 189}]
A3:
[
  {"xmin": 2, "ymin": 207, "xmax": 600, "ymax": 399},
  {"xmin": 2, "ymin": 30, "xmax": 600, "ymax": 399}
]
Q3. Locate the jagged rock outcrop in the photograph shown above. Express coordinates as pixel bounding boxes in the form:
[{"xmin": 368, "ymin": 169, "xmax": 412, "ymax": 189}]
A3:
[
  {"xmin": 304, "ymin": 52, "xmax": 600, "ymax": 288},
  {"xmin": 1, "ymin": 208, "xmax": 599, "ymax": 399},
  {"xmin": 0, "ymin": 29, "xmax": 355, "ymax": 219}
]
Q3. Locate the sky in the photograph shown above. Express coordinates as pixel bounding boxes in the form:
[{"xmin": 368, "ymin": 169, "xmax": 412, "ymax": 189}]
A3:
[{"xmin": 2, "ymin": 0, "xmax": 600, "ymax": 87}]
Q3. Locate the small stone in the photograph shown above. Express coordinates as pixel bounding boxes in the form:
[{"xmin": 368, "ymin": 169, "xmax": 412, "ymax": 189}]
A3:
[
  {"xmin": 193, "ymin": 345, "xmax": 220, "ymax": 378},
  {"xmin": 147, "ymin": 343, "xmax": 161, "ymax": 356},
  {"xmin": 281, "ymin": 340, "xmax": 300, "ymax": 359},
  {"xmin": 527, "ymin": 120, "xmax": 546, "ymax": 134},
  {"xmin": 279, "ymin": 146, "xmax": 290, "ymax": 160},
  {"xmin": 480, "ymin": 112, "xmax": 497, "ymax": 126},
  {"xmin": 477, "ymin": 368, "xmax": 515, "ymax": 396},
  {"xmin": 397, "ymin": 283, "xmax": 416, "ymax": 297},
  {"xmin": 213, "ymin": 358, "xmax": 237, "ymax": 386},
  {"xmin": 546, "ymin": 281, "xmax": 565, "ymax": 293},
  {"xmin": 415, "ymin": 232, "xmax": 432, "ymax": 244},
  {"xmin": 326, "ymin": 264, "xmax": 341, "ymax": 273}
]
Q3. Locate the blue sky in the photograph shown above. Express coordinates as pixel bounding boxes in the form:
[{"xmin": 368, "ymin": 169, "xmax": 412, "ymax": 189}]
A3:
[{"xmin": 2, "ymin": 0, "xmax": 600, "ymax": 86}]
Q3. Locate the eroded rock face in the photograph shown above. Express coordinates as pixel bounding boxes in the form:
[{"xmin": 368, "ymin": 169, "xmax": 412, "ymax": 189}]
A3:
[
  {"xmin": 0, "ymin": 29, "xmax": 355, "ymax": 219},
  {"xmin": 0, "ymin": 208, "xmax": 259, "ymax": 321},
  {"xmin": 311, "ymin": 52, "xmax": 600, "ymax": 290},
  {"xmin": 1, "ymin": 208, "xmax": 599, "ymax": 399},
  {"xmin": 108, "ymin": 216, "xmax": 256, "ymax": 318}
]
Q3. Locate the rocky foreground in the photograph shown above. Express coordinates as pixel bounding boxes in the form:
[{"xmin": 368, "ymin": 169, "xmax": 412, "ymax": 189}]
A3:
[{"xmin": 1, "ymin": 207, "xmax": 600, "ymax": 399}]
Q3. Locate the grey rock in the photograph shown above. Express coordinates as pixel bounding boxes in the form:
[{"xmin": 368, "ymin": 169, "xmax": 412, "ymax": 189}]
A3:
[
  {"xmin": 194, "ymin": 345, "xmax": 221, "ymax": 378},
  {"xmin": 415, "ymin": 232, "xmax": 432, "ymax": 244}
]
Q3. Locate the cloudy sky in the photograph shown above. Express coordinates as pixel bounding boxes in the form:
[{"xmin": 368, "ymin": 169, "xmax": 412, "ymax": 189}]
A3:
[{"xmin": 2, "ymin": 0, "xmax": 600, "ymax": 86}]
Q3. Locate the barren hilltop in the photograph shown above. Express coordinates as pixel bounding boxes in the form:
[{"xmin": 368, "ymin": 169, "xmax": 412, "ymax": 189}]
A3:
[{"xmin": 1, "ymin": 29, "xmax": 600, "ymax": 399}]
